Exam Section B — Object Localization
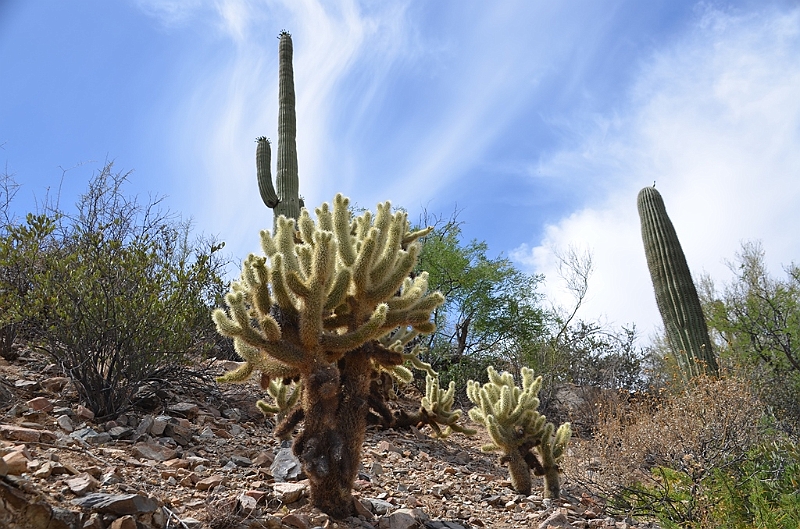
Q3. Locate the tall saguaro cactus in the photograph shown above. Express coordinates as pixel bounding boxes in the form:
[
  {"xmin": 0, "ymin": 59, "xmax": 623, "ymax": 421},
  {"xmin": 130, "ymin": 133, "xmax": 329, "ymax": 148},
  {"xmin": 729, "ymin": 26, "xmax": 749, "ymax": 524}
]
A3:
[
  {"xmin": 637, "ymin": 186, "xmax": 718, "ymax": 380},
  {"xmin": 257, "ymin": 31, "xmax": 301, "ymax": 227}
]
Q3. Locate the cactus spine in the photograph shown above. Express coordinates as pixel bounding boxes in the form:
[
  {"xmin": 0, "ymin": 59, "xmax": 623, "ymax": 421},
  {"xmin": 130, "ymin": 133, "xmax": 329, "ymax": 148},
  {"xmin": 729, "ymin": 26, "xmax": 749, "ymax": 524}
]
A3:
[
  {"xmin": 637, "ymin": 187, "xmax": 718, "ymax": 380},
  {"xmin": 467, "ymin": 367, "xmax": 571, "ymax": 498},
  {"xmin": 257, "ymin": 31, "xmax": 301, "ymax": 229}
]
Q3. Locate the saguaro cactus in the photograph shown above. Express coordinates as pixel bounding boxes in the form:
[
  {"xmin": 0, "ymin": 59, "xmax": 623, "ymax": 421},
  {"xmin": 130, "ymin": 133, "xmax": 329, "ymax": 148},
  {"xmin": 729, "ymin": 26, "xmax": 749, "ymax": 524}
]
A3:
[
  {"xmin": 637, "ymin": 186, "xmax": 718, "ymax": 379},
  {"xmin": 467, "ymin": 367, "xmax": 571, "ymax": 498},
  {"xmin": 213, "ymin": 194, "xmax": 443, "ymax": 518},
  {"xmin": 257, "ymin": 31, "xmax": 301, "ymax": 228}
]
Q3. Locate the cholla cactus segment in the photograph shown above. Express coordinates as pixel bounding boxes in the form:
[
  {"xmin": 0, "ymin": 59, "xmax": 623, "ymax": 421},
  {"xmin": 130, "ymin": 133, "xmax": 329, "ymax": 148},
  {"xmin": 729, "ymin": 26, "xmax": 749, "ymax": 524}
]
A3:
[
  {"xmin": 421, "ymin": 375, "xmax": 477, "ymax": 438},
  {"xmin": 467, "ymin": 366, "xmax": 570, "ymax": 498},
  {"xmin": 257, "ymin": 379, "xmax": 302, "ymax": 419}
]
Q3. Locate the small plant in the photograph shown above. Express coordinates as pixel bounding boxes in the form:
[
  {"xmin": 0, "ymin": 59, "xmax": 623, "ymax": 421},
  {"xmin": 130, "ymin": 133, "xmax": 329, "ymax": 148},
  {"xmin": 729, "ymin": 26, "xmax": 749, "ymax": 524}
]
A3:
[
  {"xmin": 24, "ymin": 165, "xmax": 228, "ymax": 419},
  {"xmin": 467, "ymin": 366, "xmax": 571, "ymax": 498}
]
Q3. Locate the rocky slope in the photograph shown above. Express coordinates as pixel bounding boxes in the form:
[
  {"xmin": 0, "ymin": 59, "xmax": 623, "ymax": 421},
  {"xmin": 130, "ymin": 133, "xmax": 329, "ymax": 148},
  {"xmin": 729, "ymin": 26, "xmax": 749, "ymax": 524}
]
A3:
[{"xmin": 0, "ymin": 350, "xmax": 660, "ymax": 529}]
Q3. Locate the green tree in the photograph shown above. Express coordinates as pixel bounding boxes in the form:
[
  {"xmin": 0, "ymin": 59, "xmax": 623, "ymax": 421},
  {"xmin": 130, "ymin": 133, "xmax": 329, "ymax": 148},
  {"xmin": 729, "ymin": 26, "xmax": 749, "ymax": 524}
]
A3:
[
  {"xmin": 703, "ymin": 241, "xmax": 800, "ymax": 429},
  {"xmin": 415, "ymin": 211, "xmax": 549, "ymax": 391}
]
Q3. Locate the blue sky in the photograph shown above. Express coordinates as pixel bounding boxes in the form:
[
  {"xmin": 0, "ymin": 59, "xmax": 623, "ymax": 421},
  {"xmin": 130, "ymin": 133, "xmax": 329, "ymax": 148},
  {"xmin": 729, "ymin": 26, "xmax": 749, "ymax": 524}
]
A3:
[{"xmin": 2, "ymin": 0, "xmax": 800, "ymax": 341}]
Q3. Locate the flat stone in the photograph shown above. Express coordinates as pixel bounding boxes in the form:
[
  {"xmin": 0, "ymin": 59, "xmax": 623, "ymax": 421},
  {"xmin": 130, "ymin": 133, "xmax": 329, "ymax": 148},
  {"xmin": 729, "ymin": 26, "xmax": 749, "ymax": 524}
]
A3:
[
  {"xmin": 66, "ymin": 473, "xmax": 100, "ymax": 496},
  {"xmin": 238, "ymin": 493, "xmax": 258, "ymax": 512},
  {"xmin": 244, "ymin": 490, "xmax": 267, "ymax": 503},
  {"xmin": 377, "ymin": 508, "xmax": 429, "ymax": 529},
  {"xmin": 57, "ymin": 415, "xmax": 75, "ymax": 433},
  {"xmin": 41, "ymin": 376, "xmax": 70, "ymax": 393},
  {"xmin": 165, "ymin": 422, "xmax": 192, "ymax": 446},
  {"xmin": 270, "ymin": 447, "xmax": 302, "ymax": 482},
  {"xmin": 538, "ymin": 512, "xmax": 571, "ymax": 529},
  {"xmin": 1, "ymin": 424, "xmax": 50, "ymax": 442},
  {"xmin": 76, "ymin": 405, "xmax": 95, "ymax": 421},
  {"xmin": 150, "ymin": 416, "xmax": 170, "ymax": 436},
  {"xmin": 82, "ymin": 512, "xmax": 104, "ymax": 529},
  {"xmin": 109, "ymin": 515, "xmax": 137, "ymax": 529},
  {"xmin": 2, "ymin": 450, "xmax": 28, "ymax": 475},
  {"xmin": 26, "ymin": 396, "xmax": 54, "ymax": 413},
  {"xmin": 230, "ymin": 455, "xmax": 252, "ymax": 467},
  {"xmin": 252, "ymin": 451, "xmax": 274, "ymax": 467},
  {"xmin": 135, "ymin": 415, "xmax": 154, "ymax": 437},
  {"xmin": 281, "ymin": 513, "xmax": 311, "ymax": 529},
  {"xmin": 167, "ymin": 403, "xmax": 200, "ymax": 419},
  {"xmin": 0, "ymin": 456, "xmax": 8, "ymax": 477},
  {"xmin": 14, "ymin": 379, "xmax": 38, "ymax": 389},
  {"xmin": 108, "ymin": 426, "xmax": 134, "ymax": 440},
  {"xmin": 132, "ymin": 442, "xmax": 177, "ymax": 462},
  {"xmin": 32, "ymin": 461, "xmax": 53, "ymax": 478},
  {"xmin": 273, "ymin": 481, "xmax": 307, "ymax": 504},
  {"xmin": 72, "ymin": 493, "xmax": 158, "ymax": 515},
  {"xmin": 367, "ymin": 498, "xmax": 395, "ymax": 515},
  {"xmin": 196, "ymin": 475, "xmax": 226, "ymax": 491},
  {"xmin": 163, "ymin": 458, "xmax": 190, "ymax": 469}
]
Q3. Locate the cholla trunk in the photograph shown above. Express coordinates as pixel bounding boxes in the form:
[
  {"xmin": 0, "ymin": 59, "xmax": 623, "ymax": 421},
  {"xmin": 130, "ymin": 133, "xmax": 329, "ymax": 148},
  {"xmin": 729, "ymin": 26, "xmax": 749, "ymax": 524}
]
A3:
[
  {"xmin": 294, "ymin": 347, "xmax": 373, "ymax": 518},
  {"xmin": 507, "ymin": 449, "xmax": 533, "ymax": 496}
]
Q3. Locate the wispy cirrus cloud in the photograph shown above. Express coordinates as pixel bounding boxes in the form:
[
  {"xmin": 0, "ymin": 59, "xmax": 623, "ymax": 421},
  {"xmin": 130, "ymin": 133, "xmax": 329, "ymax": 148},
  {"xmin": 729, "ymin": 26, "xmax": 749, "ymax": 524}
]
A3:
[{"xmin": 513, "ymin": 5, "xmax": 800, "ymax": 338}]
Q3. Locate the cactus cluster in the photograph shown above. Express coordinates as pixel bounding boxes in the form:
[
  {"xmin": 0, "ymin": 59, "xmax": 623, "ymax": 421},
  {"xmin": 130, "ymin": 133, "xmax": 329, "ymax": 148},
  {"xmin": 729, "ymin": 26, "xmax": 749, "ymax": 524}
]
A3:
[
  {"xmin": 213, "ymin": 194, "xmax": 444, "ymax": 517},
  {"xmin": 467, "ymin": 367, "xmax": 571, "ymax": 498},
  {"xmin": 637, "ymin": 186, "xmax": 718, "ymax": 380}
]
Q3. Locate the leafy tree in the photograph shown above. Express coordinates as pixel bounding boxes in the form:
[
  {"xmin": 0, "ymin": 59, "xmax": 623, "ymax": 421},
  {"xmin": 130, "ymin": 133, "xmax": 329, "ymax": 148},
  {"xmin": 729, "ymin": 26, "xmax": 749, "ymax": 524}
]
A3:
[
  {"xmin": 703, "ymin": 241, "xmax": 800, "ymax": 430},
  {"xmin": 414, "ymin": 211, "xmax": 550, "ymax": 393}
]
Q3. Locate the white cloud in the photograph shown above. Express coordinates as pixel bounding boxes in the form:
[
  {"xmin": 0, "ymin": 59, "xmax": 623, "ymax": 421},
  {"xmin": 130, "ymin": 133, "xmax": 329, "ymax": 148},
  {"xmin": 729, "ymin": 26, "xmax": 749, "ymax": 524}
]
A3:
[{"xmin": 513, "ymin": 6, "xmax": 800, "ymax": 340}]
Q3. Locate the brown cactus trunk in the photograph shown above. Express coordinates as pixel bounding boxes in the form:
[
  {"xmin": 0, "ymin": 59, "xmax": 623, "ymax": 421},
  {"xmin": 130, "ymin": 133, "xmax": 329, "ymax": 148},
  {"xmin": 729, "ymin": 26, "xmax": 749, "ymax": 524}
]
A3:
[{"xmin": 293, "ymin": 348, "xmax": 373, "ymax": 518}]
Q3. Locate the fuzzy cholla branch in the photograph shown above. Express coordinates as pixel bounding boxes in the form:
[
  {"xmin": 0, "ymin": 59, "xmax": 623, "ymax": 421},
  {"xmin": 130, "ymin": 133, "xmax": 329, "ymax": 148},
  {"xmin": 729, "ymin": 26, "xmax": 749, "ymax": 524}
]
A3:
[
  {"xmin": 467, "ymin": 366, "xmax": 571, "ymax": 498},
  {"xmin": 212, "ymin": 194, "xmax": 443, "ymax": 382}
]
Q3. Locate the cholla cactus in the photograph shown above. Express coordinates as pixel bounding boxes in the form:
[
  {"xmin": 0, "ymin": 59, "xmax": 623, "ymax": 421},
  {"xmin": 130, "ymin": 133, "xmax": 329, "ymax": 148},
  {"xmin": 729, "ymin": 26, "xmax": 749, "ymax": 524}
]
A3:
[
  {"xmin": 213, "ymin": 194, "xmax": 443, "ymax": 518},
  {"xmin": 419, "ymin": 374, "xmax": 477, "ymax": 438},
  {"xmin": 467, "ymin": 366, "xmax": 571, "ymax": 498},
  {"xmin": 257, "ymin": 378, "xmax": 302, "ymax": 421}
]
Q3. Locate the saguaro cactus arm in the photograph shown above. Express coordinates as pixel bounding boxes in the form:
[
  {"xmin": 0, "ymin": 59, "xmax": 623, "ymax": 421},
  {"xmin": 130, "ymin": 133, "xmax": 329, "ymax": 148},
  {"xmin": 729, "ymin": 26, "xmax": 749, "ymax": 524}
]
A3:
[{"xmin": 637, "ymin": 186, "xmax": 718, "ymax": 379}]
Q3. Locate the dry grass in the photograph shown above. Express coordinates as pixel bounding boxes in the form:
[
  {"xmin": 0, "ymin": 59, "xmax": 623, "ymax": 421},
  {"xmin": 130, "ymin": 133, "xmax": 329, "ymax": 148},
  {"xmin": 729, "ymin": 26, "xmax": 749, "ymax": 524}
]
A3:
[{"xmin": 565, "ymin": 376, "xmax": 768, "ymax": 520}]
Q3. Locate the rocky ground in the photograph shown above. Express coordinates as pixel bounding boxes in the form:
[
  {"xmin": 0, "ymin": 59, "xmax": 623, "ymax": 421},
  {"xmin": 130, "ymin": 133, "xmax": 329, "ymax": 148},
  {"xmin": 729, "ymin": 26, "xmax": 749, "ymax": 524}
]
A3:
[{"xmin": 0, "ymin": 350, "xmax": 661, "ymax": 529}]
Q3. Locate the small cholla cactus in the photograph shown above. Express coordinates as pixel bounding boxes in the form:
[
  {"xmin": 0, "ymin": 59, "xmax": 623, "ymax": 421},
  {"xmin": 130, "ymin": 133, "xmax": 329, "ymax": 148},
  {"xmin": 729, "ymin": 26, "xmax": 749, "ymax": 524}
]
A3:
[{"xmin": 467, "ymin": 366, "xmax": 571, "ymax": 498}]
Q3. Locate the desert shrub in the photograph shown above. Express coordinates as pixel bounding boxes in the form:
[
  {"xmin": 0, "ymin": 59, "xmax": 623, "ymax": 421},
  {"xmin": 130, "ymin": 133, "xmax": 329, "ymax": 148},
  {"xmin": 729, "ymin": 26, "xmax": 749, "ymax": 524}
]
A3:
[
  {"xmin": 13, "ymin": 164, "xmax": 229, "ymax": 418},
  {"xmin": 702, "ymin": 241, "xmax": 800, "ymax": 434},
  {"xmin": 567, "ymin": 376, "xmax": 772, "ymax": 525},
  {"xmin": 702, "ymin": 440, "xmax": 800, "ymax": 529}
]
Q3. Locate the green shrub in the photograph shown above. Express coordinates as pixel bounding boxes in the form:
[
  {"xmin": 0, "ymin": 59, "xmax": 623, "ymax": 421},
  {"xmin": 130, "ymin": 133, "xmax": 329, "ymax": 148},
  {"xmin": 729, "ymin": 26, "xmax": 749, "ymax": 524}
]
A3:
[{"xmin": 8, "ymin": 164, "xmax": 228, "ymax": 419}]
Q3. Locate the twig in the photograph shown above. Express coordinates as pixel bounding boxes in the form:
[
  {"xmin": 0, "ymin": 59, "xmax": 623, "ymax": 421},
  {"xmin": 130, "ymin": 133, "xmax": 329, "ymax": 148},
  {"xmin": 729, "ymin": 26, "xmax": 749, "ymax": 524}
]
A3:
[{"xmin": 163, "ymin": 505, "xmax": 191, "ymax": 529}]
